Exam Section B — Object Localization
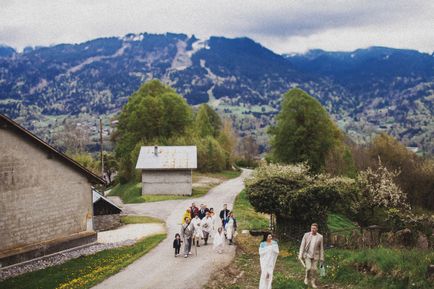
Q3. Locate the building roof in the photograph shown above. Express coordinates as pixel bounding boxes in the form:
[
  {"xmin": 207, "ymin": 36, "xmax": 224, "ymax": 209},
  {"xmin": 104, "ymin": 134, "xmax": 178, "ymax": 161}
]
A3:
[
  {"xmin": 136, "ymin": 146, "xmax": 197, "ymax": 170},
  {"xmin": 92, "ymin": 189, "xmax": 122, "ymax": 212},
  {"xmin": 0, "ymin": 114, "xmax": 105, "ymax": 184}
]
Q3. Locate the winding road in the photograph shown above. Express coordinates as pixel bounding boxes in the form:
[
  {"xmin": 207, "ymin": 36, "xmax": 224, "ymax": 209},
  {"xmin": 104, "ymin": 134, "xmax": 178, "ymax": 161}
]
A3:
[{"xmin": 92, "ymin": 169, "xmax": 251, "ymax": 289}]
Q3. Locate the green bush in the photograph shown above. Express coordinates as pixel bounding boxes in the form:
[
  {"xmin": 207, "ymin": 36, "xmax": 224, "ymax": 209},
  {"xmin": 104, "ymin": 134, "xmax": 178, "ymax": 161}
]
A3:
[{"xmin": 246, "ymin": 163, "xmax": 354, "ymax": 238}]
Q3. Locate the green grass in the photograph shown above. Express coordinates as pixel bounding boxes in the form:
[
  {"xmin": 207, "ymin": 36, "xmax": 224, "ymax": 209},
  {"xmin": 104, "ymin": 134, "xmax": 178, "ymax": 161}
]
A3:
[
  {"xmin": 0, "ymin": 234, "xmax": 166, "ymax": 289},
  {"xmin": 323, "ymin": 247, "xmax": 434, "ymax": 289},
  {"xmin": 193, "ymin": 169, "xmax": 242, "ymax": 180},
  {"xmin": 233, "ymin": 190, "xmax": 269, "ymax": 230},
  {"xmin": 110, "ymin": 170, "xmax": 241, "ymax": 204},
  {"xmin": 121, "ymin": 215, "xmax": 164, "ymax": 224},
  {"xmin": 109, "ymin": 182, "xmax": 211, "ymax": 203},
  {"xmin": 328, "ymin": 213, "xmax": 359, "ymax": 233},
  {"xmin": 206, "ymin": 190, "xmax": 434, "ymax": 289}
]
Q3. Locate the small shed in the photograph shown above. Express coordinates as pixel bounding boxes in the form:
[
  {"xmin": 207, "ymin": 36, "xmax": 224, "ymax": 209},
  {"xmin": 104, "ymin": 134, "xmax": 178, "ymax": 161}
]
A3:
[
  {"xmin": 93, "ymin": 190, "xmax": 122, "ymax": 215},
  {"xmin": 92, "ymin": 190, "xmax": 122, "ymax": 231},
  {"xmin": 135, "ymin": 146, "xmax": 197, "ymax": 195}
]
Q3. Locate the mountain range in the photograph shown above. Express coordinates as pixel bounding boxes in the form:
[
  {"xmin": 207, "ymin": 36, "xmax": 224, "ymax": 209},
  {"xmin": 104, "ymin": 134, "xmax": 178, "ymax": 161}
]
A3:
[{"xmin": 0, "ymin": 33, "xmax": 433, "ymax": 153}]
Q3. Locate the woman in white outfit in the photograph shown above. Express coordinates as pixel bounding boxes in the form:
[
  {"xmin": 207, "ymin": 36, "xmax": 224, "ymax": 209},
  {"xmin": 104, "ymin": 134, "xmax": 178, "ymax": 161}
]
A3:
[
  {"xmin": 201, "ymin": 212, "xmax": 213, "ymax": 245},
  {"xmin": 213, "ymin": 227, "xmax": 225, "ymax": 253},
  {"xmin": 225, "ymin": 212, "xmax": 237, "ymax": 245},
  {"xmin": 191, "ymin": 215, "xmax": 203, "ymax": 247},
  {"xmin": 259, "ymin": 233, "xmax": 279, "ymax": 289},
  {"xmin": 209, "ymin": 208, "xmax": 218, "ymax": 238}
]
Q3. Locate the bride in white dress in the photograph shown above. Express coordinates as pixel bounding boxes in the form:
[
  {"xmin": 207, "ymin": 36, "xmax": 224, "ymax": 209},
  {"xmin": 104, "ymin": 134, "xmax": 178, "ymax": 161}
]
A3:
[
  {"xmin": 213, "ymin": 227, "xmax": 225, "ymax": 253},
  {"xmin": 259, "ymin": 233, "xmax": 279, "ymax": 289}
]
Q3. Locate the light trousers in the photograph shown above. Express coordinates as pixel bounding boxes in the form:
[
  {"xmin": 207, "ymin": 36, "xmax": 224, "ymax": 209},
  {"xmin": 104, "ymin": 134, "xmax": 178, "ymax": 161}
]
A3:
[
  {"xmin": 305, "ymin": 258, "xmax": 318, "ymax": 284},
  {"xmin": 184, "ymin": 237, "xmax": 192, "ymax": 255}
]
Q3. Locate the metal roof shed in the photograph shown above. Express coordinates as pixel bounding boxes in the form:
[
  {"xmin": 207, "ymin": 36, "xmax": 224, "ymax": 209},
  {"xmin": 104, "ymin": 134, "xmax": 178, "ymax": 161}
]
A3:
[{"xmin": 135, "ymin": 146, "xmax": 197, "ymax": 195}]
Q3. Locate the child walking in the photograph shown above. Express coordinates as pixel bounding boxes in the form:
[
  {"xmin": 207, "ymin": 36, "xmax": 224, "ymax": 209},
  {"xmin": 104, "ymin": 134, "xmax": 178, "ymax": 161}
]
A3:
[{"xmin": 173, "ymin": 233, "xmax": 182, "ymax": 257}]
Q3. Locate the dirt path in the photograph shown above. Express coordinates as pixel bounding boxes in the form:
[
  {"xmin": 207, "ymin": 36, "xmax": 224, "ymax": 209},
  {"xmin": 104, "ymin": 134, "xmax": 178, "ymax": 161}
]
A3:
[{"xmin": 92, "ymin": 169, "xmax": 251, "ymax": 289}]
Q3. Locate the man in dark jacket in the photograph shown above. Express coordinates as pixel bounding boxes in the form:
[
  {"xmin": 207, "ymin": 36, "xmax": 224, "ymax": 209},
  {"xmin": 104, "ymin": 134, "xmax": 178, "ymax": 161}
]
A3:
[
  {"xmin": 219, "ymin": 204, "xmax": 230, "ymax": 227},
  {"xmin": 198, "ymin": 204, "xmax": 209, "ymax": 219}
]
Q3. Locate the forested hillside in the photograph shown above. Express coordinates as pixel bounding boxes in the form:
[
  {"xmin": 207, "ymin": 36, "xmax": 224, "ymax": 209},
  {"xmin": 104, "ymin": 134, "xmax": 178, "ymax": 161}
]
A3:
[{"xmin": 0, "ymin": 33, "xmax": 433, "ymax": 153}]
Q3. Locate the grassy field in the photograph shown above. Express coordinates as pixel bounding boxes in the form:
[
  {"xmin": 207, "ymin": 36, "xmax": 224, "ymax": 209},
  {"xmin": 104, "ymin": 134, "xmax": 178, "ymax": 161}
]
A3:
[
  {"xmin": 193, "ymin": 169, "xmax": 242, "ymax": 180},
  {"xmin": 233, "ymin": 190, "xmax": 269, "ymax": 231},
  {"xmin": 110, "ymin": 169, "xmax": 241, "ymax": 204},
  {"xmin": 109, "ymin": 182, "xmax": 212, "ymax": 203},
  {"xmin": 0, "ymin": 234, "xmax": 166, "ymax": 289},
  {"xmin": 206, "ymin": 192, "xmax": 434, "ymax": 289}
]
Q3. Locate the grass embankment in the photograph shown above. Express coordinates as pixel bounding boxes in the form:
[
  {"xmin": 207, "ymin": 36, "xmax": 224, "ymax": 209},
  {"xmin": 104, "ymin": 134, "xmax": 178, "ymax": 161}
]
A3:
[
  {"xmin": 233, "ymin": 190, "xmax": 268, "ymax": 230},
  {"xmin": 110, "ymin": 169, "xmax": 241, "ymax": 204},
  {"xmin": 0, "ymin": 234, "xmax": 166, "ymax": 289},
  {"xmin": 206, "ymin": 191, "xmax": 434, "ymax": 289},
  {"xmin": 193, "ymin": 170, "xmax": 242, "ymax": 180}
]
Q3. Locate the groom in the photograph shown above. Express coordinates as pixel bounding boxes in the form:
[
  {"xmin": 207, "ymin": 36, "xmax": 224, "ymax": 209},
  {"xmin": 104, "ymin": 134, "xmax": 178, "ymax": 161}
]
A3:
[{"xmin": 298, "ymin": 223, "xmax": 324, "ymax": 289}]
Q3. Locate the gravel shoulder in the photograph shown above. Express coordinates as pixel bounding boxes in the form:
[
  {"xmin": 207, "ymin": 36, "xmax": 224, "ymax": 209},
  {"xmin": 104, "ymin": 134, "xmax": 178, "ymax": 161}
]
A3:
[
  {"xmin": 92, "ymin": 169, "xmax": 251, "ymax": 289},
  {"xmin": 98, "ymin": 223, "xmax": 165, "ymax": 243}
]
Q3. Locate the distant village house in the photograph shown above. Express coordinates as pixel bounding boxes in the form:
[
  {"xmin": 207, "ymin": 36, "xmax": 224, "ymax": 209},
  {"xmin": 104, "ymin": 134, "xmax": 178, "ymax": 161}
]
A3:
[{"xmin": 136, "ymin": 146, "xmax": 197, "ymax": 196}]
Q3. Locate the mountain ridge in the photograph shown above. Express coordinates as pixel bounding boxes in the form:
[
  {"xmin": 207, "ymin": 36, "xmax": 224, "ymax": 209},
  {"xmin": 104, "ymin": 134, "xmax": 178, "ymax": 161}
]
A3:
[{"xmin": 0, "ymin": 32, "xmax": 433, "ymax": 153}]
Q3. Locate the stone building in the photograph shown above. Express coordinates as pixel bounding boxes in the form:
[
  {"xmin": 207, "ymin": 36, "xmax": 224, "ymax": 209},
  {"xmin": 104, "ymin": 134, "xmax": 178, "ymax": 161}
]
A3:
[
  {"xmin": 0, "ymin": 114, "xmax": 105, "ymax": 267},
  {"xmin": 136, "ymin": 146, "xmax": 197, "ymax": 195},
  {"xmin": 93, "ymin": 189, "xmax": 122, "ymax": 231}
]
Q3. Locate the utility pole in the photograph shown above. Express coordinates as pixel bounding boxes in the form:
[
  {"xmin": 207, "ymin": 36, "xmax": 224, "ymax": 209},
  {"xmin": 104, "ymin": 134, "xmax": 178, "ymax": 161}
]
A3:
[{"xmin": 99, "ymin": 118, "xmax": 104, "ymax": 179}]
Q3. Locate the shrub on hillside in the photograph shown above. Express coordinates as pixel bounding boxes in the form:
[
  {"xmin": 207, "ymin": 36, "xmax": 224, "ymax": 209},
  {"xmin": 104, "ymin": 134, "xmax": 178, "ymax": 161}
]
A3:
[
  {"xmin": 246, "ymin": 162, "xmax": 355, "ymax": 238},
  {"xmin": 351, "ymin": 162, "xmax": 410, "ymax": 227}
]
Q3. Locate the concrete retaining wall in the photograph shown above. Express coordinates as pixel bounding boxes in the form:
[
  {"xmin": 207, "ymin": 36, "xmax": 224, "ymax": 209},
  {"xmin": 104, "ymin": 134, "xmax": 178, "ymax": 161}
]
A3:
[{"xmin": 93, "ymin": 215, "xmax": 121, "ymax": 231}]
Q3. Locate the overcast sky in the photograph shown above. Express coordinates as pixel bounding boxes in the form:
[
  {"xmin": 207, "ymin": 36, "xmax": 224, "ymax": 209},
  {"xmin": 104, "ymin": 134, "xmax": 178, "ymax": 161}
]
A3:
[{"xmin": 1, "ymin": 0, "xmax": 433, "ymax": 53}]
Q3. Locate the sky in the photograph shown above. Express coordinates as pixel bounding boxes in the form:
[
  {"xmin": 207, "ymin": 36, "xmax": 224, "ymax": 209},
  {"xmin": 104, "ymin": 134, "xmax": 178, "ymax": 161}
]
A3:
[{"xmin": 0, "ymin": 0, "xmax": 433, "ymax": 54}]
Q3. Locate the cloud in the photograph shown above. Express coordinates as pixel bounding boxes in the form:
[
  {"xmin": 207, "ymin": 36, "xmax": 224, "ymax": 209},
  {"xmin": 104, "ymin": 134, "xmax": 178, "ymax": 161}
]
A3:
[{"xmin": 0, "ymin": 0, "xmax": 432, "ymax": 53}]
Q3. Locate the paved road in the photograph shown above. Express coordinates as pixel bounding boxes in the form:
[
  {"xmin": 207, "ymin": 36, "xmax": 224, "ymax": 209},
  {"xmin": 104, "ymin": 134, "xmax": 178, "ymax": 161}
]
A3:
[{"xmin": 93, "ymin": 169, "xmax": 251, "ymax": 289}]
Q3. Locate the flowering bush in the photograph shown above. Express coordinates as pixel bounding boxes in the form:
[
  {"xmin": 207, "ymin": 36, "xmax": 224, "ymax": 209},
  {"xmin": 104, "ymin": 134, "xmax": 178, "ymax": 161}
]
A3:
[
  {"xmin": 246, "ymin": 162, "xmax": 354, "ymax": 238},
  {"xmin": 352, "ymin": 163, "xmax": 410, "ymax": 227}
]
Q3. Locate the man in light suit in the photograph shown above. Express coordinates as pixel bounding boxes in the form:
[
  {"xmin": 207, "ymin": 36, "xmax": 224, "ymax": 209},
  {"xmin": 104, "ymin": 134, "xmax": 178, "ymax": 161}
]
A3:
[{"xmin": 298, "ymin": 223, "xmax": 324, "ymax": 288}]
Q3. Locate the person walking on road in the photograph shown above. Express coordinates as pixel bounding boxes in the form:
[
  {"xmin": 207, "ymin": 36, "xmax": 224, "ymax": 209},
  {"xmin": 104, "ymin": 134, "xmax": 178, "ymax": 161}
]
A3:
[
  {"xmin": 259, "ymin": 233, "xmax": 279, "ymax": 289},
  {"xmin": 181, "ymin": 217, "xmax": 195, "ymax": 258},
  {"xmin": 298, "ymin": 223, "xmax": 324, "ymax": 288},
  {"xmin": 225, "ymin": 212, "xmax": 237, "ymax": 245},
  {"xmin": 219, "ymin": 204, "xmax": 230, "ymax": 228},
  {"xmin": 201, "ymin": 211, "xmax": 213, "ymax": 245},
  {"xmin": 191, "ymin": 214, "xmax": 203, "ymax": 247}
]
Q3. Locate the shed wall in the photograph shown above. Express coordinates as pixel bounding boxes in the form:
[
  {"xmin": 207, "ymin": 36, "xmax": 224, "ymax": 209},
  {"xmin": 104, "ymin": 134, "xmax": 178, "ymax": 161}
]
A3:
[
  {"xmin": 141, "ymin": 170, "xmax": 192, "ymax": 195},
  {"xmin": 0, "ymin": 128, "xmax": 93, "ymax": 253}
]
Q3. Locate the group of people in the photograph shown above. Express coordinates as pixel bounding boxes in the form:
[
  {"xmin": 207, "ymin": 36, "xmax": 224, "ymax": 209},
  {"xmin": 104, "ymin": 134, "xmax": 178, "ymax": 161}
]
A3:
[
  {"xmin": 174, "ymin": 203, "xmax": 324, "ymax": 289},
  {"xmin": 259, "ymin": 223, "xmax": 325, "ymax": 289},
  {"xmin": 173, "ymin": 203, "xmax": 238, "ymax": 258}
]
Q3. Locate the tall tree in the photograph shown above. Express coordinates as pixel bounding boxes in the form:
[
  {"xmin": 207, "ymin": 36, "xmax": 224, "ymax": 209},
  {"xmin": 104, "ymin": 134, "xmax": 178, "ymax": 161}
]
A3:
[
  {"xmin": 113, "ymin": 80, "xmax": 192, "ymax": 182},
  {"xmin": 239, "ymin": 134, "xmax": 259, "ymax": 167},
  {"xmin": 218, "ymin": 119, "xmax": 238, "ymax": 169},
  {"xmin": 269, "ymin": 88, "xmax": 343, "ymax": 172},
  {"xmin": 204, "ymin": 104, "xmax": 222, "ymax": 137},
  {"xmin": 195, "ymin": 104, "xmax": 214, "ymax": 137}
]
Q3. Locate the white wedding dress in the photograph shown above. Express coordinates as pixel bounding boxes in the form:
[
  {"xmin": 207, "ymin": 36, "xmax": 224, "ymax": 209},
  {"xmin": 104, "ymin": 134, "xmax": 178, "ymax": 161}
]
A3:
[{"xmin": 259, "ymin": 240, "xmax": 279, "ymax": 289}]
